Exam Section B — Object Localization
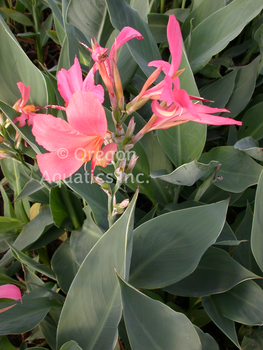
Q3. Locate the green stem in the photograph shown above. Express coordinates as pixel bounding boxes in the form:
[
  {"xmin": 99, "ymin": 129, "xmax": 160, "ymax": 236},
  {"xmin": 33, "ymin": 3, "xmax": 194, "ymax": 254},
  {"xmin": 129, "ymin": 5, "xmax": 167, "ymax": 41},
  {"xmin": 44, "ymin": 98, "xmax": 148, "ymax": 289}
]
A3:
[
  {"xmin": 160, "ymin": 0, "xmax": 165, "ymax": 13},
  {"xmin": 60, "ymin": 184, "xmax": 81, "ymax": 230},
  {"xmin": 107, "ymin": 180, "xmax": 121, "ymax": 228},
  {"xmin": 181, "ymin": 0, "xmax": 187, "ymax": 9}
]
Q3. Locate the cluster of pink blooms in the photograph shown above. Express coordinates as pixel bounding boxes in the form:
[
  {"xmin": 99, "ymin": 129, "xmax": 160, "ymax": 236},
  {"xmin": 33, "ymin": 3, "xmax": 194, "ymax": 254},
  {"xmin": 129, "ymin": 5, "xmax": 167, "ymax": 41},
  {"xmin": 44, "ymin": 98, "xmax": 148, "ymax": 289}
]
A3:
[{"xmin": 13, "ymin": 15, "xmax": 241, "ymax": 182}]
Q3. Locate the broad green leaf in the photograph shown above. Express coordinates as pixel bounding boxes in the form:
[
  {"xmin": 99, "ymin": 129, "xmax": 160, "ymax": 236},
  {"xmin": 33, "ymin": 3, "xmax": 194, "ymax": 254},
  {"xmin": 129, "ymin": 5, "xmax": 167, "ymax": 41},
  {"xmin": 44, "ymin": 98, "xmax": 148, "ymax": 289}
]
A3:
[
  {"xmin": 129, "ymin": 200, "xmax": 228, "ymax": 289},
  {"xmin": 202, "ymin": 297, "xmax": 240, "ymax": 349},
  {"xmin": 212, "ymin": 280, "xmax": 263, "ymax": 326},
  {"xmin": 200, "ymin": 146, "xmax": 263, "ymax": 193},
  {"xmin": 16, "ymin": 178, "xmax": 49, "ymax": 204},
  {"xmin": 165, "ymin": 247, "xmax": 258, "ymax": 297},
  {"xmin": 67, "ymin": 0, "xmax": 108, "ymax": 42},
  {"xmin": 0, "ymin": 297, "xmax": 60, "ymax": 335},
  {"xmin": 126, "ymin": 112, "xmax": 173, "ymax": 205},
  {"xmin": 165, "ymin": 8, "xmax": 190, "ymax": 23},
  {"xmin": 251, "ymin": 170, "xmax": 263, "ymax": 273},
  {"xmin": 106, "ymin": 0, "xmax": 162, "ymax": 78},
  {"xmin": 9, "ymin": 244, "xmax": 56, "ymax": 280},
  {"xmin": 148, "ymin": 13, "xmax": 168, "ymax": 43},
  {"xmin": 56, "ymin": 192, "xmax": 138, "ymax": 350},
  {"xmin": 0, "ymin": 217, "xmax": 24, "ymax": 234},
  {"xmin": 238, "ymin": 102, "xmax": 263, "ymax": 141},
  {"xmin": 233, "ymin": 204, "xmax": 263, "ymax": 280},
  {"xmin": 200, "ymin": 70, "xmax": 237, "ymax": 109},
  {"xmin": 186, "ymin": 0, "xmax": 263, "ymax": 73},
  {"xmin": 60, "ymin": 341, "xmax": 83, "ymax": 350},
  {"xmin": 158, "ymin": 122, "xmax": 206, "ymax": 168},
  {"xmin": 117, "ymin": 274, "xmax": 202, "ymax": 350},
  {"xmin": 194, "ymin": 326, "xmax": 219, "ymax": 350},
  {"xmin": 0, "ymin": 8, "xmax": 33, "ymax": 26},
  {"xmin": 130, "ymin": 0, "xmax": 148, "ymax": 22},
  {"xmin": 39, "ymin": 308, "xmax": 61, "ymax": 350},
  {"xmin": 70, "ymin": 206, "xmax": 103, "ymax": 266},
  {"xmin": 0, "ymin": 15, "xmax": 48, "ymax": 106},
  {"xmin": 50, "ymin": 186, "xmax": 70, "ymax": 229},
  {"xmin": 181, "ymin": 0, "xmax": 226, "ymax": 39},
  {"xmin": 0, "ymin": 336, "xmax": 16, "ymax": 350},
  {"xmin": 222, "ymin": 57, "xmax": 260, "ymax": 118},
  {"xmin": 0, "ymin": 207, "xmax": 53, "ymax": 268},
  {"xmin": 234, "ymin": 137, "xmax": 263, "ymax": 161},
  {"xmin": 64, "ymin": 165, "xmax": 108, "ymax": 231},
  {"xmin": 151, "ymin": 159, "xmax": 218, "ymax": 186},
  {"xmin": 51, "ymin": 239, "xmax": 79, "ymax": 293}
]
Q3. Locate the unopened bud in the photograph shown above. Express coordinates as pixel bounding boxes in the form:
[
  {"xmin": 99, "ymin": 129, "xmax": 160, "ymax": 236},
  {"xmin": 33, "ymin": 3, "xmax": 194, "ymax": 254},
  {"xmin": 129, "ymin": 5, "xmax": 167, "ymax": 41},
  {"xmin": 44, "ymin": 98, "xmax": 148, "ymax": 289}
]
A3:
[
  {"xmin": 116, "ymin": 124, "xmax": 124, "ymax": 137},
  {"xmin": 101, "ymin": 183, "xmax": 112, "ymax": 197},
  {"xmin": 126, "ymin": 117, "xmax": 136, "ymax": 138},
  {"xmin": 127, "ymin": 154, "xmax": 139, "ymax": 172},
  {"xmin": 112, "ymin": 198, "xmax": 129, "ymax": 216},
  {"xmin": 113, "ymin": 59, "xmax": 124, "ymax": 111},
  {"xmin": 123, "ymin": 144, "xmax": 134, "ymax": 152},
  {"xmin": 93, "ymin": 176, "xmax": 104, "ymax": 186}
]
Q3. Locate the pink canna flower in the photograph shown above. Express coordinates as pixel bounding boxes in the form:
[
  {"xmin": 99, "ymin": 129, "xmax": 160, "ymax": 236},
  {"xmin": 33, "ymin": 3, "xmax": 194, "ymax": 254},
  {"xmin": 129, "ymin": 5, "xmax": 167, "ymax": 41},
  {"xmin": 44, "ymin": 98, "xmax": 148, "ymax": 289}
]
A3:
[
  {"xmin": 57, "ymin": 56, "xmax": 104, "ymax": 106},
  {"xmin": 81, "ymin": 27, "xmax": 143, "ymax": 111},
  {"xmin": 32, "ymin": 91, "xmax": 117, "ymax": 182},
  {"xmin": 13, "ymin": 82, "xmax": 36, "ymax": 127},
  {"xmin": 0, "ymin": 284, "xmax": 22, "ymax": 302},
  {"xmin": 133, "ymin": 100, "xmax": 242, "ymax": 144}
]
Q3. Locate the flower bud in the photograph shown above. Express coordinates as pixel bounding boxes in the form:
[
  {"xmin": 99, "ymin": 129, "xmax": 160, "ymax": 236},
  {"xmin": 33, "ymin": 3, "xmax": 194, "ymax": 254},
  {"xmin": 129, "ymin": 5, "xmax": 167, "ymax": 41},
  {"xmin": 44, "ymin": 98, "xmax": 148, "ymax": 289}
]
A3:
[
  {"xmin": 112, "ymin": 198, "xmax": 129, "ymax": 216},
  {"xmin": 127, "ymin": 154, "xmax": 139, "ymax": 172},
  {"xmin": 126, "ymin": 117, "xmax": 136, "ymax": 138}
]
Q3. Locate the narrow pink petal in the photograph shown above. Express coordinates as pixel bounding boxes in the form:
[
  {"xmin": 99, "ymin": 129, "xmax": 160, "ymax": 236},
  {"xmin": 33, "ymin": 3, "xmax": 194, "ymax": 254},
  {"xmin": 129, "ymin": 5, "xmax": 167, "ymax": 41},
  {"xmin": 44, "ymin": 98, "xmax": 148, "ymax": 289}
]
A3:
[
  {"xmin": 194, "ymin": 104, "xmax": 230, "ymax": 114},
  {"xmin": 36, "ymin": 150, "xmax": 84, "ymax": 181},
  {"xmin": 173, "ymin": 76, "xmax": 180, "ymax": 90},
  {"xmin": 109, "ymin": 27, "xmax": 143, "ymax": 59},
  {"xmin": 167, "ymin": 15, "xmax": 182, "ymax": 77},
  {"xmin": 32, "ymin": 113, "xmax": 92, "ymax": 151},
  {"xmin": 66, "ymin": 91, "xmax": 107, "ymax": 137},
  {"xmin": 172, "ymin": 89, "xmax": 198, "ymax": 118},
  {"xmin": 17, "ymin": 82, "xmax": 30, "ymax": 106},
  {"xmin": 57, "ymin": 56, "xmax": 83, "ymax": 103},
  {"xmin": 148, "ymin": 60, "xmax": 171, "ymax": 75},
  {"xmin": 95, "ymin": 142, "xmax": 117, "ymax": 168},
  {"xmin": 191, "ymin": 113, "xmax": 242, "ymax": 126},
  {"xmin": 0, "ymin": 284, "xmax": 22, "ymax": 302},
  {"xmin": 13, "ymin": 112, "xmax": 28, "ymax": 127},
  {"xmin": 160, "ymin": 76, "xmax": 174, "ymax": 105},
  {"xmin": 82, "ymin": 69, "xmax": 104, "ymax": 103}
]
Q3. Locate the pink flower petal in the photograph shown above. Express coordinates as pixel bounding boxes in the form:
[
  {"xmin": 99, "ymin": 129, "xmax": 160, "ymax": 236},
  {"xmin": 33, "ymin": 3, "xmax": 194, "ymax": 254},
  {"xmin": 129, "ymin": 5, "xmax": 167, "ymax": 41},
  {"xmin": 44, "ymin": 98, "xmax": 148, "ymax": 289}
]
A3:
[
  {"xmin": 13, "ymin": 112, "xmax": 29, "ymax": 127},
  {"xmin": 160, "ymin": 76, "xmax": 174, "ymax": 105},
  {"xmin": 191, "ymin": 112, "xmax": 242, "ymax": 126},
  {"xmin": 0, "ymin": 284, "xmax": 22, "ymax": 302},
  {"xmin": 167, "ymin": 15, "xmax": 182, "ymax": 77},
  {"xmin": 57, "ymin": 56, "xmax": 83, "ymax": 103},
  {"xmin": 66, "ymin": 91, "xmax": 107, "ymax": 137},
  {"xmin": 36, "ymin": 150, "xmax": 84, "ymax": 181},
  {"xmin": 109, "ymin": 27, "xmax": 143, "ymax": 59},
  {"xmin": 32, "ymin": 113, "xmax": 92, "ymax": 152},
  {"xmin": 148, "ymin": 60, "xmax": 171, "ymax": 75},
  {"xmin": 17, "ymin": 82, "xmax": 30, "ymax": 107},
  {"xmin": 95, "ymin": 142, "xmax": 117, "ymax": 168},
  {"xmin": 82, "ymin": 69, "xmax": 104, "ymax": 103}
]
